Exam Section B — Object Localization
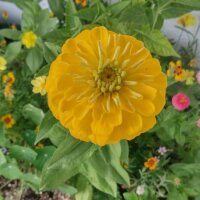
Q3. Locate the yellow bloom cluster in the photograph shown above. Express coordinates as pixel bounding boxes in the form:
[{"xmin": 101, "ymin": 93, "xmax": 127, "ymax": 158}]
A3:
[
  {"xmin": 177, "ymin": 13, "xmax": 197, "ymax": 27},
  {"xmin": 31, "ymin": 76, "xmax": 47, "ymax": 96},
  {"xmin": 2, "ymin": 72, "xmax": 15, "ymax": 100},
  {"xmin": 0, "ymin": 56, "xmax": 7, "ymax": 71},
  {"xmin": 21, "ymin": 31, "xmax": 37, "ymax": 49},
  {"xmin": 46, "ymin": 26, "xmax": 167, "ymax": 146},
  {"xmin": 167, "ymin": 60, "xmax": 195, "ymax": 85},
  {"xmin": 1, "ymin": 114, "xmax": 15, "ymax": 129}
]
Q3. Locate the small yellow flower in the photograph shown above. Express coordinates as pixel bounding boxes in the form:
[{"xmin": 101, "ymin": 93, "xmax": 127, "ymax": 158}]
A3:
[
  {"xmin": 21, "ymin": 31, "xmax": 37, "ymax": 49},
  {"xmin": 2, "ymin": 10, "xmax": 9, "ymax": 20},
  {"xmin": 144, "ymin": 157, "xmax": 159, "ymax": 170},
  {"xmin": 1, "ymin": 114, "xmax": 15, "ymax": 128},
  {"xmin": 35, "ymin": 143, "xmax": 44, "ymax": 149},
  {"xmin": 75, "ymin": 0, "xmax": 87, "ymax": 7},
  {"xmin": 183, "ymin": 70, "xmax": 195, "ymax": 85},
  {"xmin": 49, "ymin": 11, "xmax": 54, "ymax": 17},
  {"xmin": 31, "ymin": 76, "xmax": 47, "ymax": 96},
  {"xmin": 10, "ymin": 24, "xmax": 17, "ymax": 30},
  {"xmin": 0, "ymin": 56, "xmax": 7, "ymax": 71},
  {"xmin": 188, "ymin": 59, "xmax": 197, "ymax": 67},
  {"xmin": 0, "ymin": 40, "xmax": 7, "ymax": 48},
  {"xmin": 2, "ymin": 72, "xmax": 15, "ymax": 86},
  {"xmin": 4, "ymin": 85, "xmax": 14, "ymax": 100},
  {"xmin": 177, "ymin": 14, "xmax": 197, "ymax": 27},
  {"xmin": 167, "ymin": 60, "xmax": 185, "ymax": 81}
]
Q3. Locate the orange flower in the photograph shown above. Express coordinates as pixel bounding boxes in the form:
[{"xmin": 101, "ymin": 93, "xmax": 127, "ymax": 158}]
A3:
[
  {"xmin": 167, "ymin": 60, "xmax": 185, "ymax": 81},
  {"xmin": 188, "ymin": 59, "xmax": 197, "ymax": 67},
  {"xmin": 1, "ymin": 114, "xmax": 15, "ymax": 128},
  {"xmin": 2, "ymin": 10, "xmax": 9, "ymax": 20},
  {"xmin": 75, "ymin": 0, "xmax": 87, "ymax": 7},
  {"xmin": 144, "ymin": 157, "xmax": 159, "ymax": 170},
  {"xmin": 4, "ymin": 85, "xmax": 14, "ymax": 100},
  {"xmin": 35, "ymin": 143, "xmax": 44, "ymax": 149},
  {"xmin": 2, "ymin": 72, "xmax": 15, "ymax": 86}
]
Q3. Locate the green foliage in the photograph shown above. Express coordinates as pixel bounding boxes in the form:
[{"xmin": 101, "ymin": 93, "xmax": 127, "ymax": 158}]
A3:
[{"xmin": 0, "ymin": 0, "xmax": 200, "ymax": 199}]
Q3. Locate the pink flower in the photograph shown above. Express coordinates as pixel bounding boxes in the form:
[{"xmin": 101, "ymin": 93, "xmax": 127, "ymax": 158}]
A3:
[
  {"xmin": 196, "ymin": 71, "xmax": 200, "ymax": 84},
  {"xmin": 197, "ymin": 118, "xmax": 200, "ymax": 128},
  {"xmin": 158, "ymin": 146, "xmax": 168, "ymax": 155},
  {"xmin": 136, "ymin": 185, "xmax": 145, "ymax": 195},
  {"xmin": 172, "ymin": 93, "xmax": 190, "ymax": 111}
]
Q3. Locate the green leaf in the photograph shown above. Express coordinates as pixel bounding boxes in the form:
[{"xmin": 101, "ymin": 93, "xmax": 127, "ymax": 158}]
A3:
[
  {"xmin": 107, "ymin": 1, "xmax": 131, "ymax": 17},
  {"xmin": 167, "ymin": 187, "xmax": 187, "ymax": 200},
  {"xmin": 170, "ymin": 163, "xmax": 200, "ymax": 177},
  {"xmin": 65, "ymin": 0, "xmax": 82, "ymax": 36},
  {"xmin": 80, "ymin": 162, "xmax": 117, "ymax": 197},
  {"xmin": 48, "ymin": 0, "xmax": 65, "ymax": 20},
  {"xmin": 21, "ymin": 173, "xmax": 41, "ymax": 191},
  {"xmin": 58, "ymin": 185, "xmax": 77, "ymax": 196},
  {"xmin": 33, "ymin": 146, "xmax": 56, "ymax": 171},
  {"xmin": 87, "ymin": 144, "xmax": 130, "ymax": 186},
  {"xmin": 136, "ymin": 28, "xmax": 179, "ymax": 57},
  {"xmin": 0, "ymin": 29, "xmax": 21, "ymax": 40},
  {"xmin": 162, "ymin": 0, "xmax": 200, "ymax": 19},
  {"xmin": 123, "ymin": 192, "xmax": 138, "ymax": 200},
  {"xmin": 75, "ymin": 175, "xmax": 93, "ymax": 200},
  {"xmin": 40, "ymin": 135, "xmax": 98, "ymax": 190},
  {"xmin": 0, "ymin": 163, "xmax": 22, "ymax": 180},
  {"xmin": 35, "ymin": 65, "xmax": 50, "ymax": 76},
  {"xmin": 120, "ymin": 140, "xmax": 129, "ymax": 165},
  {"xmin": 48, "ymin": 123, "xmax": 69, "ymax": 146},
  {"xmin": 35, "ymin": 112, "xmax": 57, "ymax": 144},
  {"xmin": 22, "ymin": 130, "xmax": 37, "ymax": 147},
  {"xmin": 43, "ymin": 42, "xmax": 60, "ymax": 64},
  {"xmin": 175, "ymin": 129, "xmax": 185, "ymax": 146},
  {"xmin": 0, "ymin": 124, "xmax": 10, "ymax": 147},
  {"xmin": 23, "ymin": 104, "xmax": 44, "ymax": 125},
  {"xmin": 0, "ymin": 150, "xmax": 6, "ymax": 165},
  {"xmin": 26, "ymin": 46, "xmax": 44, "ymax": 73},
  {"xmin": 35, "ymin": 9, "xmax": 58, "ymax": 36},
  {"xmin": 9, "ymin": 145, "xmax": 37, "ymax": 163},
  {"xmin": 4, "ymin": 42, "xmax": 22, "ymax": 63}
]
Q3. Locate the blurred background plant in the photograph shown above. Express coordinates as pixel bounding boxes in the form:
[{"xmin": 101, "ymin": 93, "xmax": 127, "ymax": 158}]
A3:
[{"xmin": 0, "ymin": 0, "xmax": 200, "ymax": 200}]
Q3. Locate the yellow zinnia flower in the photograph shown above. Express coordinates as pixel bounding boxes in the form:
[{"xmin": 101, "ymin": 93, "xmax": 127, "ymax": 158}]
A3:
[
  {"xmin": 2, "ymin": 72, "xmax": 15, "ymax": 86},
  {"xmin": 31, "ymin": 76, "xmax": 47, "ymax": 96},
  {"xmin": 46, "ymin": 26, "xmax": 167, "ymax": 146},
  {"xmin": 0, "ymin": 56, "xmax": 7, "ymax": 71},
  {"xmin": 184, "ymin": 70, "xmax": 195, "ymax": 85},
  {"xmin": 75, "ymin": 0, "xmax": 87, "ymax": 7},
  {"xmin": 177, "ymin": 14, "xmax": 197, "ymax": 27},
  {"xmin": 21, "ymin": 31, "xmax": 37, "ymax": 49},
  {"xmin": 1, "ymin": 114, "xmax": 15, "ymax": 129}
]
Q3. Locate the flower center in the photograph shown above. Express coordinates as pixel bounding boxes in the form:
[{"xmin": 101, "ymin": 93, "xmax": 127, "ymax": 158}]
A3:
[
  {"xmin": 94, "ymin": 66, "xmax": 126, "ymax": 93},
  {"xmin": 4, "ymin": 117, "xmax": 11, "ymax": 124},
  {"xmin": 179, "ymin": 96, "xmax": 187, "ymax": 103}
]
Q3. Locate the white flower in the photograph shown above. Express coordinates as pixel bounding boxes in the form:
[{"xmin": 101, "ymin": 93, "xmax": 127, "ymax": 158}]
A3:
[
  {"xmin": 136, "ymin": 185, "xmax": 145, "ymax": 196},
  {"xmin": 158, "ymin": 146, "xmax": 168, "ymax": 156}
]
